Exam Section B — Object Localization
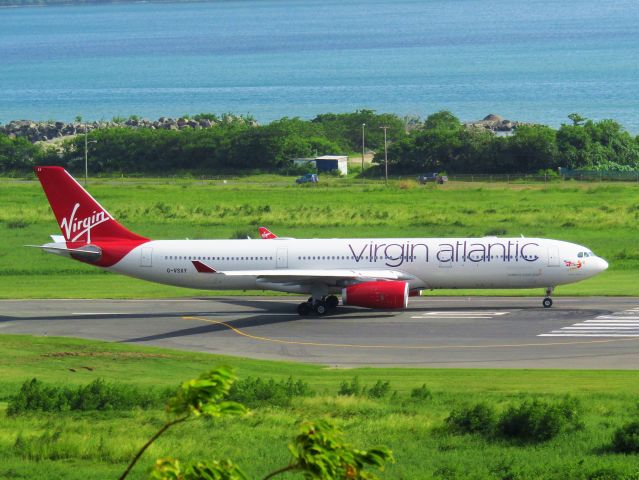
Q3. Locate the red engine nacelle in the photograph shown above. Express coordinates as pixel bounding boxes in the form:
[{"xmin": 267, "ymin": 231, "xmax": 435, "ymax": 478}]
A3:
[{"xmin": 342, "ymin": 281, "xmax": 409, "ymax": 309}]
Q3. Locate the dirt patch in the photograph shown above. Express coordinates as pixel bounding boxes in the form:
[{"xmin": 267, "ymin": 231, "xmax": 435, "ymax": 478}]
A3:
[{"xmin": 42, "ymin": 351, "xmax": 172, "ymax": 359}]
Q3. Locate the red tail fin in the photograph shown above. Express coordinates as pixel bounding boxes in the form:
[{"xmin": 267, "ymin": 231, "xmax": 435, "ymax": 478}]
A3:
[
  {"xmin": 259, "ymin": 226, "xmax": 277, "ymax": 239},
  {"xmin": 34, "ymin": 166, "xmax": 147, "ymax": 243}
]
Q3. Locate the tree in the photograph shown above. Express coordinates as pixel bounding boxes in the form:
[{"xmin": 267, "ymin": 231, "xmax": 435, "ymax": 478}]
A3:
[
  {"xmin": 0, "ymin": 134, "xmax": 41, "ymax": 172},
  {"xmin": 567, "ymin": 113, "xmax": 586, "ymax": 126},
  {"xmin": 557, "ymin": 119, "xmax": 639, "ymax": 169},
  {"xmin": 507, "ymin": 125, "xmax": 558, "ymax": 172},
  {"xmin": 312, "ymin": 110, "xmax": 406, "ymax": 152}
]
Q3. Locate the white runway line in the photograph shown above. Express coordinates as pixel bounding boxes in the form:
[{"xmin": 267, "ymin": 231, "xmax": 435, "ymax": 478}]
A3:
[
  {"xmin": 539, "ymin": 333, "xmax": 639, "ymax": 337},
  {"xmin": 538, "ymin": 307, "xmax": 639, "ymax": 337},
  {"xmin": 72, "ymin": 312, "xmax": 132, "ymax": 315},
  {"xmin": 412, "ymin": 311, "xmax": 510, "ymax": 320},
  {"xmin": 411, "ymin": 316, "xmax": 495, "ymax": 319},
  {"xmin": 562, "ymin": 326, "xmax": 639, "ymax": 330}
]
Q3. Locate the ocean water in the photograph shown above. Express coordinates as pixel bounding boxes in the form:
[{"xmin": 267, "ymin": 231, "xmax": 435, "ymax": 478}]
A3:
[{"xmin": 1, "ymin": 0, "xmax": 639, "ymax": 130}]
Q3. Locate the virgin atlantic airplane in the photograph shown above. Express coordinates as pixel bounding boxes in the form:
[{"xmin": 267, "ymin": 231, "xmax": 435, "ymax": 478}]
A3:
[{"xmin": 32, "ymin": 166, "xmax": 608, "ymax": 315}]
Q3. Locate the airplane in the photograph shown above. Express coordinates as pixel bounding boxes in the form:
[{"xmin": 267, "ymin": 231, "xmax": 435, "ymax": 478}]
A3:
[{"xmin": 31, "ymin": 166, "xmax": 608, "ymax": 315}]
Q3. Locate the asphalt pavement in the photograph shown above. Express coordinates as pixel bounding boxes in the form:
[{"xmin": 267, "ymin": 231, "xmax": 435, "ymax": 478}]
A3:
[{"xmin": 1, "ymin": 296, "xmax": 638, "ymax": 368}]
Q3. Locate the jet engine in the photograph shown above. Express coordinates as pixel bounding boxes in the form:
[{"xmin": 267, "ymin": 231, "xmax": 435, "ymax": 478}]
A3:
[{"xmin": 342, "ymin": 281, "xmax": 409, "ymax": 309}]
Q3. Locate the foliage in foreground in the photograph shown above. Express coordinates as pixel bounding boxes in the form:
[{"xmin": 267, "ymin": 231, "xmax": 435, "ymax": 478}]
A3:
[
  {"xmin": 149, "ymin": 421, "xmax": 393, "ymax": 480},
  {"xmin": 3, "ymin": 334, "xmax": 639, "ymax": 479},
  {"xmin": 121, "ymin": 367, "xmax": 393, "ymax": 480}
]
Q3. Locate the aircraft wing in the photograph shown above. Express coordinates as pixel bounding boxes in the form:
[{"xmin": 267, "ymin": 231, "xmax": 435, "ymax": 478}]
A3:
[{"xmin": 191, "ymin": 261, "xmax": 413, "ymax": 286}]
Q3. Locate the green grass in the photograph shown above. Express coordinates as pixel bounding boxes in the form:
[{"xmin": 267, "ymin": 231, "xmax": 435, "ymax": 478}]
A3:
[
  {"xmin": 1, "ymin": 176, "xmax": 638, "ymax": 298},
  {"xmin": 1, "ymin": 334, "xmax": 639, "ymax": 479}
]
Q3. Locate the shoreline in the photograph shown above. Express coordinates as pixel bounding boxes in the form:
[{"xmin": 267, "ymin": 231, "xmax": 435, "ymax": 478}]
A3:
[{"xmin": 0, "ymin": 0, "xmax": 215, "ymax": 7}]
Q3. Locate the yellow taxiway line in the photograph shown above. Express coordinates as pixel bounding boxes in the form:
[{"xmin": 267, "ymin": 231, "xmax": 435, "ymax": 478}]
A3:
[{"xmin": 182, "ymin": 315, "xmax": 639, "ymax": 350}]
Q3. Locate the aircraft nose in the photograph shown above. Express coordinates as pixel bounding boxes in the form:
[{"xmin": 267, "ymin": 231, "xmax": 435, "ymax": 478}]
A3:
[{"xmin": 596, "ymin": 257, "xmax": 609, "ymax": 273}]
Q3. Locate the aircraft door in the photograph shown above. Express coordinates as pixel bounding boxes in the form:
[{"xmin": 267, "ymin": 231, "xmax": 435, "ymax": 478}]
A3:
[
  {"xmin": 276, "ymin": 247, "xmax": 288, "ymax": 269},
  {"xmin": 547, "ymin": 246, "xmax": 560, "ymax": 267},
  {"xmin": 140, "ymin": 247, "xmax": 153, "ymax": 267}
]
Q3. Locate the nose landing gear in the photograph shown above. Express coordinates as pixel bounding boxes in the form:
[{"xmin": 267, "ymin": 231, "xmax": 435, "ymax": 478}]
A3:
[
  {"xmin": 297, "ymin": 295, "xmax": 340, "ymax": 316},
  {"xmin": 542, "ymin": 287, "xmax": 554, "ymax": 308}
]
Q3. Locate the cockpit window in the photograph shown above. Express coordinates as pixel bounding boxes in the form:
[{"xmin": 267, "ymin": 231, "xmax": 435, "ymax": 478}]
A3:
[{"xmin": 578, "ymin": 252, "xmax": 583, "ymax": 258}]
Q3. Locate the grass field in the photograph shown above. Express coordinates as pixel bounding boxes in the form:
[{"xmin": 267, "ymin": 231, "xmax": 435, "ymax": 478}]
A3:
[
  {"xmin": 1, "ymin": 176, "xmax": 638, "ymax": 298},
  {"xmin": 0, "ymin": 334, "xmax": 638, "ymax": 479}
]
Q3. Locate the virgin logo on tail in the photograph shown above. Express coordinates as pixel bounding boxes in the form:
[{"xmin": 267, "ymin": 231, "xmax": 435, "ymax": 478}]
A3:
[
  {"xmin": 60, "ymin": 203, "xmax": 112, "ymax": 242},
  {"xmin": 259, "ymin": 227, "xmax": 278, "ymax": 239}
]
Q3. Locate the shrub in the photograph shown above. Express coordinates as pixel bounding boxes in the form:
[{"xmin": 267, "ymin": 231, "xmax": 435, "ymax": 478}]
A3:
[
  {"xmin": 69, "ymin": 378, "xmax": 162, "ymax": 411},
  {"xmin": 410, "ymin": 384, "xmax": 432, "ymax": 401},
  {"xmin": 7, "ymin": 379, "xmax": 68, "ymax": 415},
  {"xmin": 338, "ymin": 376, "xmax": 362, "ymax": 396},
  {"xmin": 446, "ymin": 402, "xmax": 497, "ymax": 435},
  {"xmin": 586, "ymin": 468, "xmax": 632, "ymax": 480},
  {"xmin": 227, "ymin": 376, "xmax": 313, "ymax": 407},
  {"xmin": 367, "ymin": 380, "xmax": 391, "ymax": 399},
  {"xmin": 230, "ymin": 230, "xmax": 252, "ymax": 239},
  {"xmin": 7, "ymin": 378, "xmax": 168, "ymax": 415},
  {"xmin": 6, "ymin": 220, "xmax": 29, "ymax": 229},
  {"xmin": 497, "ymin": 398, "xmax": 581, "ymax": 443},
  {"xmin": 610, "ymin": 421, "xmax": 639, "ymax": 453}
]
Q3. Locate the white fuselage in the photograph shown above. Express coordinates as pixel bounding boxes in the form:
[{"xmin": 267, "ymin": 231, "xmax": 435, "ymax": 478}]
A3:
[{"xmin": 107, "ymin": 237, "xmax": 607, "ymax": 294}]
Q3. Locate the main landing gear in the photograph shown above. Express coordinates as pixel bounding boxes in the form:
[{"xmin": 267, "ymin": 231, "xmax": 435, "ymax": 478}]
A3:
[
  {"xmin": 297, "ymin": 295, "xmax": 339, "ymax": 316},
  {"xmin": 542, "ymin": 287, "xmax": 554, "ymax": 308}
]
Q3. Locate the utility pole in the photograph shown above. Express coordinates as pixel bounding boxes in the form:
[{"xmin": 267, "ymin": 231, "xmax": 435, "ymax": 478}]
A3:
[
  {"xmin": 380, "ymin": 126, "xmax": 388, "ymax": 183},
  {"xmin": 84, "ymin": 124, "xmax": 96, "ymax": 187},
  {"xmin": 84, "ymin": 125, "xmax": 88, "ymax": 186},
  {"xmin": 361, "ymin": 123, "xmax": 366, "ymax": 173}
]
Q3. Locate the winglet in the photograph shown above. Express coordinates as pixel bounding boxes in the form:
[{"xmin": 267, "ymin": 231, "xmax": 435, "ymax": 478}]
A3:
[
  {"xmin": 192, "ymin": 260, "xmax": 217, "ymax": 273},
  {"xmin": 259, "ymin": 226, "xmax": 277, "ymax": 239}
]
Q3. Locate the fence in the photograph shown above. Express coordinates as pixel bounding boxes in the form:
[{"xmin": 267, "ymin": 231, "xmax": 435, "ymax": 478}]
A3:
[{"xmin": 558, "ymin": 168, "xmax": 639, "ymax": 182}]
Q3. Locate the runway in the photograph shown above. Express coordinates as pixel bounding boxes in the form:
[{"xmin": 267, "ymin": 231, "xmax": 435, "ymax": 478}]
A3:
[{"xmin": 1, "ymin": 297, "xmax": 639, "ymax": 368}]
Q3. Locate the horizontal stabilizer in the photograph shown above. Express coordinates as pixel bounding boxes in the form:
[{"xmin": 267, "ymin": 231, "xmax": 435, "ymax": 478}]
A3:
[{"xmin": 26, "ymin": 243, "xmax": 102, "ymax": 261}]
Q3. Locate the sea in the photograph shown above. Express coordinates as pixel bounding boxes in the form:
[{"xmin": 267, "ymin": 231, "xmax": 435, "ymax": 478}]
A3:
[{"xmin": 1, "ymin": 0, "xmax": 639, "ymax": 131}]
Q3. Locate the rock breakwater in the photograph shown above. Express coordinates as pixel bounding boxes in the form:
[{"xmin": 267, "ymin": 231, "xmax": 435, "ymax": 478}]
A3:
[{"xmin": 0, "ymin": 115, "xmax": 257, "ymax": 143}]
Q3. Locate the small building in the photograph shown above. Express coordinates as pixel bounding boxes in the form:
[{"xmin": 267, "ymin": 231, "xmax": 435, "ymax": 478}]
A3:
[
  {"xmin": 292, "ymin": 155, "xmax": 348, "ymax": 175},
  {"xmin": 314, "ymin": 155, "xmax": 348, "ymax": 175}
]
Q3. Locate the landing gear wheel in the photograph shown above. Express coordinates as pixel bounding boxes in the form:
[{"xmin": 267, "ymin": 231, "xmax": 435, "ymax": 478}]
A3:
[
  {"xmin": 542, "ymin": 297, "xmax": 553, "ymax": 308},
  {"xmin": 314, "ymin": 302, "xmax": 328, "ymax": 315},
  {"xmin": 326, "ymin": 295, "xmax": 339, "ymax": 310},
  {"xmin": 297, "ymin": 302, "xmax": 312, "ymax": 316}
]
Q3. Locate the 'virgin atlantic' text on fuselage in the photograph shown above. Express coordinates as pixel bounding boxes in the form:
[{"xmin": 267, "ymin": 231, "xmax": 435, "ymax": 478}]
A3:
[{"xmin": 347, "ymin": 241, "xmax": 540, "ymax": 267}]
